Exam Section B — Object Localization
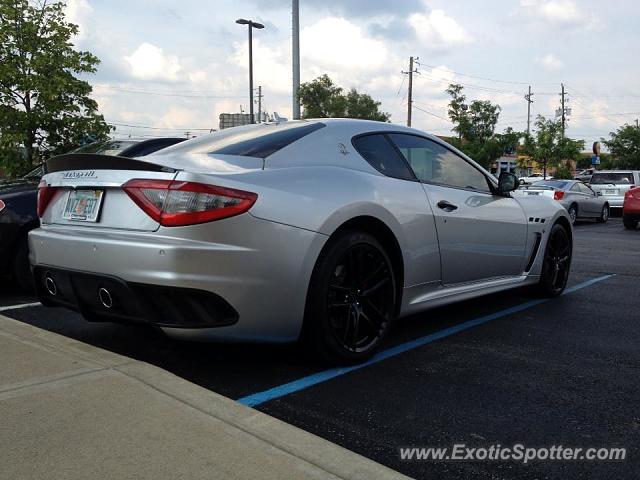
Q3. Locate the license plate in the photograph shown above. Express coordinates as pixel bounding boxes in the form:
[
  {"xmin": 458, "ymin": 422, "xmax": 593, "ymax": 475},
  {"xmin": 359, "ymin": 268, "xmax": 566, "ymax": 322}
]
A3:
[
  {"xmin": 526, "ymin": 191, "xmax": 541, "ymax": 196},
  {"xmin": 62, "ymin": 189, "xmax": 104, "ymax": 222},
  {"xmin": 603, "ymin": 189, "xmax": 617, "ymax": 195}
]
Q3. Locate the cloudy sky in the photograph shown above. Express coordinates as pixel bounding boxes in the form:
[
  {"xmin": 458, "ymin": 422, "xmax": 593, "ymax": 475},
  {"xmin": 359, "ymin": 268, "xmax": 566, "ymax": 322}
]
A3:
[{"xmin": 67, "ymin": 0, "xmax": 640, "ymax": 146}]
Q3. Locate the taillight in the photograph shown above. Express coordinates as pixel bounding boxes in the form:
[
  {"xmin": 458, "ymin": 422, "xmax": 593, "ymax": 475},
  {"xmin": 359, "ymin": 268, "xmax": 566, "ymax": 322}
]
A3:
[
  {"xmin": 0, "ymin": 199, "xmax": 5, "ymax": 213},
  {"xmin": 122, "ymin": 179, "xmax": 258, "ymax": 227},
  {"xmin": 554, "ymin": 190, "xmax": 565, "ymax": 201},
  {"xmin": 37, "ymin": 180, "xmax": 59, "ymax": 217}
]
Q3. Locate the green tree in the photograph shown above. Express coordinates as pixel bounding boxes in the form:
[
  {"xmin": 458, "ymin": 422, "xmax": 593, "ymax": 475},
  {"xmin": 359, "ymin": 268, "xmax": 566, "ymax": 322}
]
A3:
[
  {"xmin": 298, "ymin": 74, "xmax": 390, "ymax": 122},
  {"xmin": 602, "ymin": 124, "xmax": 640, "ymax": 169},
  {"xmin": 0, "ymin": 0, "xmax": 111, "ymax": 176},
  {"xmin": 444, "ymin": 83, "xmax": 511, "ymax": 168},
  {"xmin": 445, "ymin": 83, "xmax": 469, "ymax": 140},
  {"xmin": 522, "ymin": 115, "xmax": 584, "ymax": 178}
]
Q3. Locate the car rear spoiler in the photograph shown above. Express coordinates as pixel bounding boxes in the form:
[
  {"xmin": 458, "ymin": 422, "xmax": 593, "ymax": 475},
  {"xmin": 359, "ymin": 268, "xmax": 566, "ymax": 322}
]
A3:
[{"xmin": 45, "ymin": 153, "xmax": 177, "ymax": 174}]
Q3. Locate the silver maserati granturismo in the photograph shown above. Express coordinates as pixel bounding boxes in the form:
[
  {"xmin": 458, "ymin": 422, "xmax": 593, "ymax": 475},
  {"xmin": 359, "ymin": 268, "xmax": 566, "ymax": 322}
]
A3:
[{"xmin": 30, "ymin": 119, "xmax": 573, "ymax": 363}]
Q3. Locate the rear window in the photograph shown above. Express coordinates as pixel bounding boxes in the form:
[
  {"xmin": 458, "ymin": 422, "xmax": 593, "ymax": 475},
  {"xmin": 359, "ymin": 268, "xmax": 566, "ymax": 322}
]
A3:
[
  {"xmin": 71, "ymin": 140, "xmax": 137, "ymax": 156},
  {"xmin": 590, "ymin": 172, "xmax": 635, "ymax": 184},
  {"xmin": 532, "ymin": 180, "xmax": 569, "ymax": 189},
  {"xmin": 211, "ymin": 122, "xmax": 325, "ymax": 158}
]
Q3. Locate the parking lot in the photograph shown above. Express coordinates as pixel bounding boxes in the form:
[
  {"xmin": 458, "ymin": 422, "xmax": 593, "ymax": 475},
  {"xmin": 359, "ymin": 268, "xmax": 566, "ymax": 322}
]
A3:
[{"xmin": 2, "ymin": 218, "xmax": 638, "ymax": 479}]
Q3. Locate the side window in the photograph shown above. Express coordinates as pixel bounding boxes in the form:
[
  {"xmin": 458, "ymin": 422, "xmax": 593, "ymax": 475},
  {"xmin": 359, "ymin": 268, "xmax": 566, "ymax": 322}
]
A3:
[
  {"xmin": 579, "ymin": 183, "xmax": 595, "ymax": 195},
  {"xmin": 570, "ymin": 183, "xmax": 581, "ymax": 192},
  {"xmin": 352, "ymin": 134, "xmax": 415, "ymax": 181},
  {"xmin": 388, "ymin": 134, "xmax": 491, "ymax": 193}
]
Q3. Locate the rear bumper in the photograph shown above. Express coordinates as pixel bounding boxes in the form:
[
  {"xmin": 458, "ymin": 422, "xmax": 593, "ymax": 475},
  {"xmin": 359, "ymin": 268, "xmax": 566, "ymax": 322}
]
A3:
[
  {"xmin": 600, "ymin": 195, "xmax": 624, "ymax": 208},
  {"xmin": 34, "ymin": 266, "xmax": 238, "ymax": 328},
  {"xmin": 29, "ymin": 214, "xmax": 327, "ymax": 342}
]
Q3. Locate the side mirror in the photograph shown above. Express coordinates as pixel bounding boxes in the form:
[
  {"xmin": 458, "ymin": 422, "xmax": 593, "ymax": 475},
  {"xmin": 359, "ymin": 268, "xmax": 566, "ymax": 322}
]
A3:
[
  {"xmin": 596, "ymin": 191, "xmax": 602, "ymax": 196},
  {"xmin": 498, "ymin": 172, "xmax": 519, "ymax": 193}
]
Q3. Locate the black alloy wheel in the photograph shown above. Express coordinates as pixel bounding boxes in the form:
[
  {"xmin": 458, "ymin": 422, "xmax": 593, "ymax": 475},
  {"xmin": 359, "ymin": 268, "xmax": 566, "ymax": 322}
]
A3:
[
  {"xmin": 305, "ymin": 231, "xmax": 397, "ymax": 364},
  {"xmin": 537, "ymin": 223, "xmax": 572, "ymax": 297}
]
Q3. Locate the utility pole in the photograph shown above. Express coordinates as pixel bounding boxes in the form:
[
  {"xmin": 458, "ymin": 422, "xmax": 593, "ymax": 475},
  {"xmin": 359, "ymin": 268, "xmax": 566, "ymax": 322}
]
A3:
[
  {"xmin": 255, "ymin": 86, "xmax": 263, "ymax": 123},
  {"xmin": 402, "ymin": 56, "xmax": 419, "ymax": 127},
  {"xmin": 560, "ymin": 83, "xmax": 566, "ymax": 138},
  {"xmin": 292, "ymin": 0, "xmax": 301, "ymax": 119},
  {"xmin": 524, "ymin": 86, "xmax": 534, "ymax": 135}
]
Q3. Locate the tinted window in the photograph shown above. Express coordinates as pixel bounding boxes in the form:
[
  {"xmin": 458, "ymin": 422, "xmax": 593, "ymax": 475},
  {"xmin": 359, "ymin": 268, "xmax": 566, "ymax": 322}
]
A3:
[
  {"xmin": 120, "ymin": 138, "xmax": 185, "ymax": 158},
  {"xmin": 590, "ymin": 172, "xmax": 635, "ymax": 184},
  {"xmin": 388, "ymin": 134, "xmax": 491, "ymax": 192},
  {"xmin": 352, "ymin": 134, "xmax": 414, "ymax": 180},
  {"xmin": 211, "ymin": 123, "xmax": 325, "ymax": 158}
]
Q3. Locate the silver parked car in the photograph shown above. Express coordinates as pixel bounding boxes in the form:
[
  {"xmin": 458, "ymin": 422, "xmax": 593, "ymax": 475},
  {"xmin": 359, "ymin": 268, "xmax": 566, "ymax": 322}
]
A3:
[
  {"xmin": 589, "ymin": 170, "xmax": 640, "ymax": 211},
  {"xmin": 514, "ymin": 179, "xmax": 609, "ymax": 224},
  {"xmin": 574, "ymin": 168, "xmax": 595, "ymax": 183},
  {"xmin": 30, "ymin": 119, "xmax": 573, "ymax": 363}
]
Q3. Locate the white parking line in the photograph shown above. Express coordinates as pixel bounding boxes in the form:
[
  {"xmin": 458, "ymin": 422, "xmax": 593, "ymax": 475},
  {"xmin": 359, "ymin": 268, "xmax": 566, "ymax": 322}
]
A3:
[{"xmin": 0, "ymin": 302, "xmax": 42, "ymax": 312}]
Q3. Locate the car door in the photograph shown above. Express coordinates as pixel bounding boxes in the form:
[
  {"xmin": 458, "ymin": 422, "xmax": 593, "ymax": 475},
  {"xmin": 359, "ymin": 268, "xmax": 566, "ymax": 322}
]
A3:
[
  {"xmin": 578, "ymin": 182, "xmax": 601, "ymax": 215},
  {"xmin": 568, "ymin": 183, "xmax": 589, "ymax": 215},
  {"xmin": 387, "ymin": 133, "xmax": 528, "ymax": 285}
]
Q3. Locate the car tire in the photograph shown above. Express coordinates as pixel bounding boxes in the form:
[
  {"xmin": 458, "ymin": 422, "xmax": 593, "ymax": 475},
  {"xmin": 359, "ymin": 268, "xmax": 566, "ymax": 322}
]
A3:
[
  {"xmin": 567, "ymin": 204, "xmax": 578, "ymax": 225},
  {"xmin": 623, "ymin": 215, "xmax": 638, "ymax": 230},
  {"xmin": 303, "ymin": 231, "xmax": 398, "ymax": 365},
  {"xmin": 13, "ymin": 239, "xmax": 34, "ymax": 293},
  {"xmin": 535, "ymin": 223, "xmax": 572, "ymax": 298},
  {"xmin": 597, "ymin": 204, "xmax": 609, "ymax": 223}
]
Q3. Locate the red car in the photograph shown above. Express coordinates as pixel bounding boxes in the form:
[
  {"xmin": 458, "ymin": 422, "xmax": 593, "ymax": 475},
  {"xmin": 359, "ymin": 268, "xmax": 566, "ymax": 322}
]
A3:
[{"xmin": 623, "ymin": 186, "xmax": 640, "ymax": 230}]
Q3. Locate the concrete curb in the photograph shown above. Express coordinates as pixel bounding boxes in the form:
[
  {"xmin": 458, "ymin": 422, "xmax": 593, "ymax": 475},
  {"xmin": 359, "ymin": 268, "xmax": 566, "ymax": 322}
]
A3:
[{"xmin": 0, "ymin": 314, "xmax": 410, "ymax": 480}]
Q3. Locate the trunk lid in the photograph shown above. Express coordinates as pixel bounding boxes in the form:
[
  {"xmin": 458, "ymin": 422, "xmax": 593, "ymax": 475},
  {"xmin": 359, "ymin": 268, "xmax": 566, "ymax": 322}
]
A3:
[{"xmin": 41, "ymin": 154, "xmax": 178, "ymax": 232}]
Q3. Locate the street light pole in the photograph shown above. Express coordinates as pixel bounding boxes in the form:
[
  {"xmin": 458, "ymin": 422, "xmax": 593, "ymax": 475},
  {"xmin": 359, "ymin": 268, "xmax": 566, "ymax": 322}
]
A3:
[{"xmin": 236, "ymin": 18, "xmax": 264, "ymax": 124}]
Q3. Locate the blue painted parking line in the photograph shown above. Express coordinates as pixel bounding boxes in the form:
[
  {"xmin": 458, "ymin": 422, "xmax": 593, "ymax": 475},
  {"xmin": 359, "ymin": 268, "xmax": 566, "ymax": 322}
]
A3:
[{"xmin": 238, "ymin": 274, "xmax": 616, "ymax": 407}]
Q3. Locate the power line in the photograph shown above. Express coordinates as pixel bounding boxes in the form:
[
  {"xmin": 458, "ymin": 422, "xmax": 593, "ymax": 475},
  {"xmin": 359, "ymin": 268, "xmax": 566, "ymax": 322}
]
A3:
[
  {"xmin": 415, "ymin": 61, "xmax": 558, "ymax": 87},
  {"xmin": 412, "ymin": 104, "xmax": 450, "ymax": 123},
  {"xmin": 107, "ymin": 121, "xmax": 213, "ymax": 131},
  {"xmin": 93, "ymin": 84, "xmax": 245, "ymax": 99}
]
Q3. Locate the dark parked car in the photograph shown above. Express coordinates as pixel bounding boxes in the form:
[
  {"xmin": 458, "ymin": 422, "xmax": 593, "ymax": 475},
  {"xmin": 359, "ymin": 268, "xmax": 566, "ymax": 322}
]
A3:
[{"xmin": 0, "ymin": 138, "xmax": 185, "ymax": 290}]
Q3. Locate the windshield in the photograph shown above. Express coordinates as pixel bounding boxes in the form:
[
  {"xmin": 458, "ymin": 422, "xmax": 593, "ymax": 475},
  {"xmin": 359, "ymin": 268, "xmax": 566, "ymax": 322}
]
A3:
[
  {"xmin": 71, "ymin": 140, "xmax": 137, "ymax": 156},
  {"xmin": 590, "ymin": 172, "xmax": 635, "ymax": 185},
  {"xmin": 531, "ymin": 180, "xmax": 569, "ymax": 189},
  {"xmin": 21, "ymin": 164, "xmax": 44, "ymax": 179}
]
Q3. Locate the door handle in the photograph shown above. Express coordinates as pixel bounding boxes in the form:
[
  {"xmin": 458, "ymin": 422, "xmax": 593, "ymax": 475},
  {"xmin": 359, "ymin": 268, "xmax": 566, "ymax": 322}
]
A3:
[{"xmin": 437, "ymin": 200, "xmax": 458, "ymax": 211}]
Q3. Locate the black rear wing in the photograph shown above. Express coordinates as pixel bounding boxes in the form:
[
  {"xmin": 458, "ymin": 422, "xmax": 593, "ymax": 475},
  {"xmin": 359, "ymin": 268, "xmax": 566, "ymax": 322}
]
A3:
[{"xmin": 46, "ymin": 153, "xmax": 177, "ymax": 174}]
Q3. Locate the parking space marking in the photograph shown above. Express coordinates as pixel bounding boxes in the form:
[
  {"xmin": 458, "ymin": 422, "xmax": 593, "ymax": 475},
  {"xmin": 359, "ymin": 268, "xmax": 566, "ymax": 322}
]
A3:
[
  {"xmin": 0, "ymin": 302, "xmax": 42, "ymax": 312},
  {"xmin": 238, "ymin": 274, "xmax": 615, "ymax": 408}
]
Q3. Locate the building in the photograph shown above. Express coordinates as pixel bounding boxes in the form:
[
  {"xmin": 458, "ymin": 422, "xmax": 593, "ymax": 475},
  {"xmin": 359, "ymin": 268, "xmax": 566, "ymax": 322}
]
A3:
[{"xmin": 219, "ymin": 113, "xmax": 254, "ymax": 130}]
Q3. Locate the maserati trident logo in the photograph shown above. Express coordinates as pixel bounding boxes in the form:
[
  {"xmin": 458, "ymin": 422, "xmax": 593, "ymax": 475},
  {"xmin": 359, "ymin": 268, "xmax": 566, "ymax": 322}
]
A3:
[{"xmin": 63, "ymin": 171, "xmax": 97, "ymax": 180}]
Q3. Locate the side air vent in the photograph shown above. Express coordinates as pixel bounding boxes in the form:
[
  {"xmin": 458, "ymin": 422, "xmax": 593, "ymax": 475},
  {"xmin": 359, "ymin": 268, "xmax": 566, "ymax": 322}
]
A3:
[{"xmin": 525, "ymin": 232, "xmax": 543, "ymax": 272}]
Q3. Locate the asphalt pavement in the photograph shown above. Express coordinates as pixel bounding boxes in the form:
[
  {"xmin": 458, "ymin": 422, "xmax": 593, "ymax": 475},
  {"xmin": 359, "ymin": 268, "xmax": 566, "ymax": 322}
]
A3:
[{"xmin": 1, "ymin": 217, "xmax": 638, "ymax": 479}]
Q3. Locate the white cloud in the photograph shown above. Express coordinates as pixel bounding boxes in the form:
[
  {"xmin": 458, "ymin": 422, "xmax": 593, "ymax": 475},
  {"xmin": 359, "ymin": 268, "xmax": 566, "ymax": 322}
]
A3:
[
  {"xmin": 408, "ymin": 9, "xmax": 473, "ymax": 51},
  {"xmin": 301, "ymin": 17, "xmax": 389, "ymax": 72},
  {"xmin": 231, "ymin": 39, "xmax": 291, "ymax": 95},
  {"xmin": 536, "ymin": 53, "xmax": 564, "ymax": 70},
  {"xmin": 124, "ymin": 43, "xmax": 182, "ymax": 82},
  {"xmin": 520, "ymin": 0, "xmax": 597, "ymax": 29},
  {"xmin": 65, "ymin": 0, "xmax": 93, "ymax": 39}
]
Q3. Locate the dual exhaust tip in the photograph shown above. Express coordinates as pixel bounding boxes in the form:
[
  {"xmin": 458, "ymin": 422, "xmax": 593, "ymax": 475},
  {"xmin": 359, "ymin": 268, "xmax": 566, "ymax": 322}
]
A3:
[{"xmin": 43, "ymin": 275, "xmax": 113, "ymax": 309}]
